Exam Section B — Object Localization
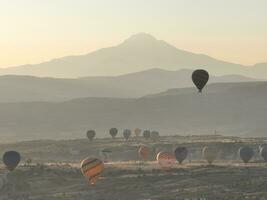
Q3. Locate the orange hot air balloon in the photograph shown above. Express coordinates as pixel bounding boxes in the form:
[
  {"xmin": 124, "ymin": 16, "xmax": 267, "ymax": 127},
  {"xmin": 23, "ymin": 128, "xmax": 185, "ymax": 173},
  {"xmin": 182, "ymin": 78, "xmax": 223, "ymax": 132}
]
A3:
[
  {"xmin": 139, "ymin": 146, "xmax": 151, "ymax": 160},
  {"xmin": 81, "ymin": 157, "xmax": 104, "ymax": 185},
  {"xmin": 156, "ymin": 152, "xmax": 176, "ymax": 170},
  {"xmin": 134, "ymin": 128, "xmax": 142, "ymax": 137}
]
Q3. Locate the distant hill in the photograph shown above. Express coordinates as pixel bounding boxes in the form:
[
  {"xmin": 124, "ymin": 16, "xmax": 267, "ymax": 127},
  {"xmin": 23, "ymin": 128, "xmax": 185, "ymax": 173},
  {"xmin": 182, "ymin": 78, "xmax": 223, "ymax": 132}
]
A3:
[
  {"xmin": 1, "ymin": 81, "xmax": 267, "ymax": 142},
  {"xmin": 0, "ymin": 33, "xmax": 266, "ymax": 78},
  {"xmin": 0, "ymin": 69, "xmax": 260, "ymax": 102}
]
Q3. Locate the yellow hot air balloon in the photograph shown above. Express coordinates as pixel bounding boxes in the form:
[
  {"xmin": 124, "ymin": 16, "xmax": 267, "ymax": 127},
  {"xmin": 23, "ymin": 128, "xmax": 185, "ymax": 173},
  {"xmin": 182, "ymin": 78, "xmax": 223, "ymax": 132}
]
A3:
[
  {"xmin": 81, "ymin": 157, "xmax": 104, "ymax": 185},
  {"xmin": 202, "ymin": 146, "xmax": 218, "ymax": 165},
  {"xmin": 134, "ymin": 128, "xmax": 142, "ymax": 137},
  {"xmin": 156, "ymin": 152, "xmax": 176, "ymax": 170}
]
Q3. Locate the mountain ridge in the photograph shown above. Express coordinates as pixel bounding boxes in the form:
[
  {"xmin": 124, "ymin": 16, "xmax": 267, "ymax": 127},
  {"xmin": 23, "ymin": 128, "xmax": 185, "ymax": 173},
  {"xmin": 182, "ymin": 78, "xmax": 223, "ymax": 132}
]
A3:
[
  {"xmin": 0, "ymin": 33, "xmax": 266, "ymax": 78},
  {"xmin": 1, "ymin": 81, "xmax": 267, "ymax": 142},
  {"xmin": 0, "ymin": 68, "xmax": 261, "ymax": 103}
]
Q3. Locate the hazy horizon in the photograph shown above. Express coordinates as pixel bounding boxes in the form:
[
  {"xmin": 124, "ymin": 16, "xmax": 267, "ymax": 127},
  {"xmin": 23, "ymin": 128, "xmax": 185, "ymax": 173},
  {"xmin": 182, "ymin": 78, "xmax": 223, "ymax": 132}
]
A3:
[{"xmin": 1, "ymin": 0, "xmax": 267, "ymax": 69}]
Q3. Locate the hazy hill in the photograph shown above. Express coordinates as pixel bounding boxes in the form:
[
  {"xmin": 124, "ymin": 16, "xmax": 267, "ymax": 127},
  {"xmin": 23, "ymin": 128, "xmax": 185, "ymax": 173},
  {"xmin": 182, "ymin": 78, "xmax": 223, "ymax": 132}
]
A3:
[
  {"xmin": 0, "ymin": 69, "xmax": 259, "ymax": 102},
  {"xmin": 0, "ymin": 81, "xmax": 267, "ymax": 142},
  {"xmin": 0, "ymin": 33, "xmax": 266, "ymax": 78}
]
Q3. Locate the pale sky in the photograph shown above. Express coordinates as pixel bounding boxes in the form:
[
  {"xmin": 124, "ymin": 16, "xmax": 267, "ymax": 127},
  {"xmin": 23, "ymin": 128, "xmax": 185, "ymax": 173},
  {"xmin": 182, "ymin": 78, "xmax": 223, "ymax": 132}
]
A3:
[{"xmin": 0, "ymin": 0, "xmax": 266, "ymax": 68}]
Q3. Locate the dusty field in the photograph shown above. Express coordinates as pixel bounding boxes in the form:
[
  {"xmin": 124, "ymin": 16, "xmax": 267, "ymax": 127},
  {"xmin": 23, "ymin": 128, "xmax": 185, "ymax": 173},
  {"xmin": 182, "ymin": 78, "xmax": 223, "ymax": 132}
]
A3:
[
  {"xmin": 1, "ymin": 162, "xmax": 267, "ymax": 200},
  {"xmin": 1, "ymin": 136, "xmax": 267, "ymax": 199}
]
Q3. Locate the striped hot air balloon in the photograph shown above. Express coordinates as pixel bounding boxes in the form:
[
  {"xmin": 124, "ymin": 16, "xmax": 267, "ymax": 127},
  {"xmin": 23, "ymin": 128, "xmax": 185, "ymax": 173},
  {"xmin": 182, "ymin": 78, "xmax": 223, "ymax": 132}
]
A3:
[
  {"xmin": 156, "ymin": 152, "xmax": 176, "ymax": 170},
  {"xmin": 81, "ymin": 157, "xmax": 104, "ymax": 185},
  {"xmin": 139, "ymin": 146, "xmax": 151, "ymax": 160}
]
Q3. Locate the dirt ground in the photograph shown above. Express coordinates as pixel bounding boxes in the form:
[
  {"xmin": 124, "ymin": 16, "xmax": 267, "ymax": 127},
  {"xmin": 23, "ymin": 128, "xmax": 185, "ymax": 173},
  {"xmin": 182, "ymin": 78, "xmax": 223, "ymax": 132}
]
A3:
[
  {"xmin": 1, "ymin": 136, "xmax": 267, "ymax": 200},
  {"xmin": 1, "ymin": 162, "xmax": 267, "ymax": 200}
]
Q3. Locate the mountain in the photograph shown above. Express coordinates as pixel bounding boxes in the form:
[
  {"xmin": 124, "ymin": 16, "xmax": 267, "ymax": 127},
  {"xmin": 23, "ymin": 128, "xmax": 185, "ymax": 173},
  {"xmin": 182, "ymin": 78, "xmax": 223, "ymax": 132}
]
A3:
[
  {"xmin": 1, "ymin": 81, "xmax": 267, "ymax": 142},
  {"xmin": 0, "ymin": 69, "xmax": 260, "ymax": 102},
  {"xmin": 1, "ymin": 33, "xmax": 266, "ymax": 78}
]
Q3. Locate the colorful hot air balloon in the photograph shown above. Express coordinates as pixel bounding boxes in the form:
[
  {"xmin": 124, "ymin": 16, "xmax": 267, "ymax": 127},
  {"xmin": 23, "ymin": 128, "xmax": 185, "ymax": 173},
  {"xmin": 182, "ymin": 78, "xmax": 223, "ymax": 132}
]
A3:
[
  {"xmin": 139, "ymin": 146, "xmax": 151, "ymax": 161},
  {"xmin": 123, "ymin": 129, "xmax": 131, "ymax": 140},
  {"xmin": 109, "ymin": 128, "xmax": 118, "ymax": 139},
  {"xmin": 239, "ymin": 146, "xmax": 254, "ymax": 164},
  {"xmin": 192, "ymin": 69, "xmax": 209, "ymax": 93},
  {"xmin": 156, "ymin": 152, "xmax": 176, "ymax": 170},
  {"xmin": 260, "ymin": 146, "xmax": 267, "ymax": 162},
  {"xmin": 134, "ymin": 128, "xmax": 142, "ymax": 137},
  {"xmin": 174, "ymin": 147, "xmax": 188, "ymax": 164},
  {"xmin": 87, "ymin": 130, "xmax": 96, "ymax": 141},
  {"xmin": 81, "ymin": 157, "xmax": 104, "ymax": 185},
  {"xmin": 202, "ymin": 146, "xmax": 218, "ymax": 165},
  {"xmin": 3, "ymin": 151, "xmax": 21, "ymax": 171},
  {"xmin": 143, "ymin": 130, "xmax": 151, "ymax": 139}
]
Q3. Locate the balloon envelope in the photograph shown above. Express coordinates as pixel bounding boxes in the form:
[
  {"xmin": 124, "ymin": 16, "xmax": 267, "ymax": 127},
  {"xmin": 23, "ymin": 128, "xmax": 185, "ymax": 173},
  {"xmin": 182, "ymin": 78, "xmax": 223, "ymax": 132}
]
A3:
[
  {"xmin": 157, "ymin": 152, "xmax": 176, "ymax": 169},
  {"xmin": 260, "ymin": 146, "xmax": 267, "ymax": 162},
  {"xmin": 87, "ymin": 130, "xmax": 96, "ymax": 141},
  {"xmin": 123, "ymin": 129, "xmax": 131, "ymax": 140},
  {"xmin": 151, "ymin": 131, "xmax": 159, "ymax": 140},
  {"xmin": 81, "ymin": 157, "xmax": 104, "ymax": 185},
  {"xmin": 143, "ymin": 130, "xmax": 151, "ymax": 139},
  {"xmin": 3, "ymin": 151, "xmax": 21, "ymax": 171},
  {"xmin": 139, "ymin": 146, "xmax": 151, "ymax": 160},
  {"xmin": 174, "ymin": 147, "xmax": 188, "ymax": 164},
  {"xmin": 202, "ymin": 146, "xmax": 218, "ymax": 164},
  {"xmin": 109, "ymin": 128, "xmax": 118, "ymax": 139},
  {"xmin": 239, "ymin": 146, "xmax": 254, "ymax": 164},
  {"xmin": 192, "ymin": 69, "xmax": 209, "ymax": 93},
  {"xmin": 259, "ymin": 144, "xmax": 267, "ymax": 151},
  {"xmin": 134, "ymin": 128, "xmax": 142, "ymax": 137}
]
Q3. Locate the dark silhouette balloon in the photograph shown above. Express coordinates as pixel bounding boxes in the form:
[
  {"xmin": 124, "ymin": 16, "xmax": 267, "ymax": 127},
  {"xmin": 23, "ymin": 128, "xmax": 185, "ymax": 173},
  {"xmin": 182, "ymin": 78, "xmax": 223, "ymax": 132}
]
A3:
[
  {"xmin": 123, "ymin": 129, "xmax": 131, "ymax": 140},
  {"xmin": 3, "ymin": 151, "xmax": 21, "ymax": 171},
  {"xmin": 239, "ymin": 146, "xmax": 254, "ymax": 164},
  {"xmin": 86, "ymin": 130, "xmax": 96, "ymax": 141},
  {"xmin": 151, "ymin": 131, "xmax": 159, "ymax": 140},
  {"xmin": 192, "ymin": 69, "xmax": 209, "ymax": 93},
  {"xmin": 174, "ymin": 147, "xmax": 188, "ymax": 164},
  {"xmin": 109, "ymin": 128, "xmax": 118, "ymax": 139},
  {"xmin": 260, "ymin": 146, "xmax": 267, "ymax": 162},
  {"xmin": 143, "ymin": 130, "xmax": 151, "ymax": 139}
]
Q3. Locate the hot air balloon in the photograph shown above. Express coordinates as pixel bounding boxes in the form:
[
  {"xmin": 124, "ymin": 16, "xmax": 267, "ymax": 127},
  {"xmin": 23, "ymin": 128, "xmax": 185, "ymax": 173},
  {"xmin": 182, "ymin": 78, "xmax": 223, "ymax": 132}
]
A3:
[
  {"xmin": 239, "ymin": 146, "xmax": 254, "ymax": 164},
  {"xmin": 151, "ymin": 131, "xmax": 159, "ymax": 140},
  {"xmin": 3, "ymin": 151, "xmax": 21, "ymax": 171},
  {"xmin": 134, "ymin": 128, "xmax": 142, "ymax": 137},
  {"xmin": 192, "ymin": 69, "xmax": 209, "ymax": 93},
  {"xmin": 259, "ymin": 144, "xmax": 267, "ymax": 151},
  {"xmin": 174, "ymin": 147, "xmax": 188, "ymax": 164},
  {"xmin": 81, "ymin": 157, "xmax": 104, "ymax": 185},
  {"xmin": 260, "ymin": 146, "xmax": 267, "ymax": 162},
  {"xmin": 139, "ymin": 146, "xmax": 151, "ymax": 161},
  {"xmin": 101, "ymin": 149, "xmax": 112, "ymax": 162},
  {"xmin": 123, "ymin": 129, "xmax": 131, "ymax": 140},
  {"xmin": 109, "ymin": 128, "xmax": 118, "ymax": 139},
  {"xmin": 87, "ymin": 130, "xmax": 96, "ymax": 141},
  {"xmin": 202, "ymin": 146, "xmax": 218, "ymax": 165},
  {"xmin": 156, "ymin": 152, "xmax": 176, "ymax": 170},
  {"xmin": 143, "ymin": 130, "xmax": 151, "ymax": 139}
]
